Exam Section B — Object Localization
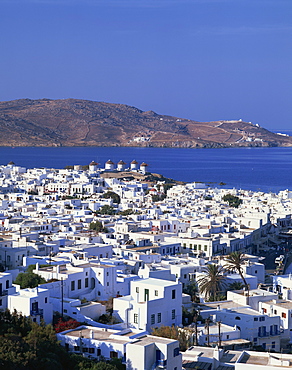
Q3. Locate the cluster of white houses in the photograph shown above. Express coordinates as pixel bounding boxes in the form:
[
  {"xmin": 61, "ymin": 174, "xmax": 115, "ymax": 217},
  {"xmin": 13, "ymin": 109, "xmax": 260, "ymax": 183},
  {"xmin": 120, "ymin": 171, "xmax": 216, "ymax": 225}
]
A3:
[{"xmin": 2, "ymin": 162, "xmax": 292, "ymax": 369}]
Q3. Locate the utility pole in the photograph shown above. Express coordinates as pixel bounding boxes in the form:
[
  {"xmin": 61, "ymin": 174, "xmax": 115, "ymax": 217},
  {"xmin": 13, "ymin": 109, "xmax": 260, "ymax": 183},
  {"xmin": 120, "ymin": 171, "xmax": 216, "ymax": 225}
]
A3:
[
  {"xmin": 193, "ymin": 309, "xmax": 200, "ymax": 346},
  {"xmin": 61, "ymin": 278, "xmax": 64, "ymax": 318},
  {"xmin": 218, "ymin": 320, "xmax": 222, "ymax": 347},
  {"xmin": 205, "ymin": 317, "xmax": 211, "ymax": 346}
]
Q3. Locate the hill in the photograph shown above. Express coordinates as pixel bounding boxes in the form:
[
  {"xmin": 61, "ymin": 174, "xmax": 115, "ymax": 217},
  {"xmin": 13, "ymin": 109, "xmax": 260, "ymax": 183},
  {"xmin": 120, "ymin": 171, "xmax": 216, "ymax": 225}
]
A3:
[{"xmin": 0, "ymin": 98, "xmax": 290, "ymax": 148}]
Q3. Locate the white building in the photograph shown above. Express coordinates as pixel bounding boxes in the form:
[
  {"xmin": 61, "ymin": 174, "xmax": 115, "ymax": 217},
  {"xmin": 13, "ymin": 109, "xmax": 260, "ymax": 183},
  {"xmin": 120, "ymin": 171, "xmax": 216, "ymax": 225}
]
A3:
[
  {"xmin": 8, "ymin": 287, "xmax": 53, "ymax": 324},
  {"xmin": 113, "ymin": 278, "xmax": 182, "ymax": 332},
  {"xmin": 57, "ymin": 325, "xmax": 182, "ymax": 370}
]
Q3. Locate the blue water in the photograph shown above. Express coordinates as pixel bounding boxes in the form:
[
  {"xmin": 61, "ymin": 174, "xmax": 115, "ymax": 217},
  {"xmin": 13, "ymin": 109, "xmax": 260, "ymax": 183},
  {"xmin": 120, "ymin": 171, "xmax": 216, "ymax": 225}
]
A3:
[{"xmin": 0, "ymin": 146, "xmax": 292, "ymax": 193}]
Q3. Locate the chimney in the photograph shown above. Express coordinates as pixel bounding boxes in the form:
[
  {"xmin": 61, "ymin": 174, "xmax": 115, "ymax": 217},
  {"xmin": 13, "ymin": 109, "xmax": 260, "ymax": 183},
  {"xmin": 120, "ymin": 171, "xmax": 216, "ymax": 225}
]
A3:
[{"xmin": 90, "ymin": 330, "xmax": 94, "ymax": 339}]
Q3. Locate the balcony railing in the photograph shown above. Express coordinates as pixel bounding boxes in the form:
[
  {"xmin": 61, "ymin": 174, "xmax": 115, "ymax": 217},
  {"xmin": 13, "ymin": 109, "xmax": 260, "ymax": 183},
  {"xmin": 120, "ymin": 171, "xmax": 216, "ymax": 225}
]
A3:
[
  {"xmin": 258, "ymin": 330, "xmax": 281, "ymax": 338},
  {"xmin": 30, "ymin": 309, "xmax": 44, "ymax": 316}
]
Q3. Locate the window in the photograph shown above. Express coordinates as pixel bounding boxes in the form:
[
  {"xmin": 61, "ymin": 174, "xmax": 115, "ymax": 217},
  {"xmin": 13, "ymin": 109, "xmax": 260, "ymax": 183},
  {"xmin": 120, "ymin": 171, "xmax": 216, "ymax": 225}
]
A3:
[
  {"xmin": 204, "ymin": 246, "xmax": 207, "ymax": 251},
  {"xmin": 110, "ymin": 351, "xmax": 118, "ymax": 358},
  {"xmin": 97, "ymin": 349, "xmax": 101, "ymax": 356},
  {"xmin": 136, "ymin": 287, "xmax": 139, "ymax": 293},
  {"xmin": 6, "ymin": 280, "xmax": 9, "ymax": 289},
  {"xmin": 157, "ymin": 313, "xmax": 161, "ymax": 323},
  {"xmin": 227, "ymin": 335, "xmax": 229, "ymax": 339},
  {"xmin": 173, "ymin": 348, "xmax": 180, "ymax": 357},
  {"xmin": 272, "ymin": 342, "xmax": 275, "ymax": 349},
  {"xmin": 82, "ymin": 348, "xmax": 89, "ymax": 353},
  {"xmin": 259, "ymin": 317, "xmax": 265, "ymax": 322},
  {"xmin": 184, "ymin": 274, "xmax": 187, "ymax": 279},
  {"xmin": 78, "ymin": 279, "xmax": 81, "ymax": 289},
  {"xmin": 282, "ymin": 312, "xmax": 287, "ymax": 318},
  {"xmin": 155, "ymin": 290, "xmax": 158, "ymax": 296},
  {"xmin": 254, "ymin": 317, "xmax": 258, "ymax": 321},
  {"xmin": 134, "ymin": 314, "xmax": 138, "ymax": 324},
  {"xmin": 263, "ymin": 308, "xmax": 267, "ymax": 313},
  {"xmin": 172, "ymin": 309, "xmax": 175, "ymax": 320},
  {"xmin": 71, "ymin": 281, "xmax": 75, "ymax": 291},
  {"xmin": 85, "ymin": 278, "xmax": 88, "ymax": 288},
  {"xmin": 151, "ymin": 314, "xmax": 155, "ymax": 325},
  {"xmin": 107, "ymin": 282, "xmax": 109, "ymax": 286},
  {"xmin": 172, "ymin": 289, "xmax": 176, "ymax": 299},
  {"xmin": 89, "ymin": 348, "xmax": 95, "ymax": 354},
  {"xmin": 74, "ymin": 346, "xmax": 80, "ymax": 352},
  {"xmin": 106, "ymin": 272, "xmax": 109, "ymax": 276},
  {"xmin": 45, "ymin": 297, "xmax": 47, "ymax": 303},
  {"xmin": 235, "ymin": 316, "xmax": 241, "ymax": 320},
  {"xmin": 64, "ymin": 309, "xmax": 68, "ymax": 313},
  {"xmin": 274, "ymin": 310, "xmax": 277, "ymax": 314}
]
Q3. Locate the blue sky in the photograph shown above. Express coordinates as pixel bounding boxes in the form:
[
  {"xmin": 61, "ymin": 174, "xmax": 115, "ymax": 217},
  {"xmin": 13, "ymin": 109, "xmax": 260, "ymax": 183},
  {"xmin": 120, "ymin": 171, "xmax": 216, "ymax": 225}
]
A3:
[{"xmin": 0, "ymin": 0, "xmax": 291, "ymax": 130}]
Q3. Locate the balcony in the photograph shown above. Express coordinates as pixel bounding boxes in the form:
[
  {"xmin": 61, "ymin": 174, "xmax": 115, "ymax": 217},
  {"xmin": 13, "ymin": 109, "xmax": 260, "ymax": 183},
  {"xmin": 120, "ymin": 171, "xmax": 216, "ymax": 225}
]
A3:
[
  {"xmin": 258, "ymin": 330, "xmax": 282, "ymax": 338},
  {"xmin": 30, "ymin": 308, "xmax": 44, "ymax": 316},
  {"xmin": 0, "ymin": 290, "xmax": 8, "ymax": 296}
]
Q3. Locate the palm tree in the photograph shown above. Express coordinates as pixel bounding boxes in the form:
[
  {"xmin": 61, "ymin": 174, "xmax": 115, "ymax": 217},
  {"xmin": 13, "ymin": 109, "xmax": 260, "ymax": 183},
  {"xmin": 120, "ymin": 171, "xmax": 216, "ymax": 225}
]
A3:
[
  {"xmin": 224, "ymin": 252, "xmax": 249, "ymax": 299},
  {"xmin": 197, "ymin": 264, "xmax": 227, "ymax": 301},
  {"xmin": 228, "ymin": 281, "xmax": 244, "ymax": 291}
]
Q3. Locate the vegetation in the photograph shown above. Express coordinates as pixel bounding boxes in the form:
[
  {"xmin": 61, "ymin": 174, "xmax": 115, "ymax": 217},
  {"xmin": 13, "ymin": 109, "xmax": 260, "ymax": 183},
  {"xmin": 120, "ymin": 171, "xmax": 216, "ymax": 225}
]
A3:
[
  {"xmin": 182, "ymin": 280, "xmax": 198, "ymax": 302},
  {"xmin": 26, "ymin": 264, "xmax": 50, "ymax": 273},
  {"xmin": 97, "ymin": 314, "xmax": 120, "ymax": 325},
  {"xmin": 102, "ymin": 191, "xmax": 120, "ymax": 204},
  {"xmin": 151, "ymin": 194, "xmax": 167, "ymax": 202},
  {"xmin": 0, "ymin": 310, "xmax": 122, "ymax": 369},
  {"xmin": 98, "ymin": 205, "xmax": 116, "ymax": 215},
  {"xmin": 89, "ymin": 221, "xmax": 108, "ymax": 233},
  {"xmin": 117, "ymin": 209, "xmax": 134, "ymax": 216},
  {"xmin": 222, "ymin": 194, "xmax": 242, "ymax": 208},
  {"xmin": 224, "ymin": 252, "xmax": 249, "ymax": 299},
  {"xmin": 197, "ymin": 264, "xmax": 227, "ymax": 301},
  {"xmin": 151, "ymin": 325, "xmax": 190, "ymax": 351},
  {"xmin": 54, "ymin": 318, "xmax": 81, "ymax": 333},
  {"xmin": 228, "ymin": 281, "xmax": 244, "ymax": 290},
  {"xmin": 14, "ymin": 271, "xmax": 46, "ymax": 289}
]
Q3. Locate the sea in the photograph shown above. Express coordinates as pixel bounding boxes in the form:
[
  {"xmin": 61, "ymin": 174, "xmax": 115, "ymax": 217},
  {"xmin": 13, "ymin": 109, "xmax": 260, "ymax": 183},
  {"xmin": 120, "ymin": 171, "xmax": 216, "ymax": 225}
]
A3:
[{"xmin": 1, "ymin": 143, "xmax": 292, "ymax": 194}]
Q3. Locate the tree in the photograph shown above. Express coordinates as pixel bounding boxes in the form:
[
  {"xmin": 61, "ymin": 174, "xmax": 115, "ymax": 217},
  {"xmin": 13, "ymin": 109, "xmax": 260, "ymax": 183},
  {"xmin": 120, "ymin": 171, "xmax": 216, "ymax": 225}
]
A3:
[
  {"xmin": 183, "ymin": 280, "xmax": 198, "ymax": 302},
  {"xmin": 102, "ymin": 191, "xmax": 120, "ymax": 204},
  {"xmin": 151, "ymin": 325, "xmax": 190, "ymax": 351},
  {"xmin": 222, "ymin": 194, "xmax": 242, "ymax": 208},
  {"xmin": 118, "ymin": 209, "xmax": 134, "ymax": 216},
  {"xmin": 224, "ymin": 252, "xmax": 249, "ymax": 300},
  {"xmin": 14, "ymin": 272, "xmax": 46, "ymax": 289},
  {"xmin": 228, "ymin": 281, "xmax": 244, "ymax": 291},
  {"xmin": 99, "ymin": 205, "xmax": 116, "ymax": 215},
  {"xmin": 89, "ymin": 221, "xmax": 108, "ymax": 233},
  {"xmin": 197, "ymin": 264, "xmax": 227, "ymax": 301}
]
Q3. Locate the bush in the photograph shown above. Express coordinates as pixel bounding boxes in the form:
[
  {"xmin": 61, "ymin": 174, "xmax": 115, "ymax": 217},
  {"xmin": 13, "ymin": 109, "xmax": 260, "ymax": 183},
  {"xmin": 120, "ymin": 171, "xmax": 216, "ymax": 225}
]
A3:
[
  {"xmin": 222, "ymin": 194, "xmax": 242, "ymax": 208},
  {"xmin": 89, "ymin": 221, "xmax": 108, "ymax": 233},
  {"xmin": 102, "ymin": 191, "xmax": 120, "ymax": 204},
  {"xmin": 14, "ymin": 272, "xmax": 46, "ymax": 289}
]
